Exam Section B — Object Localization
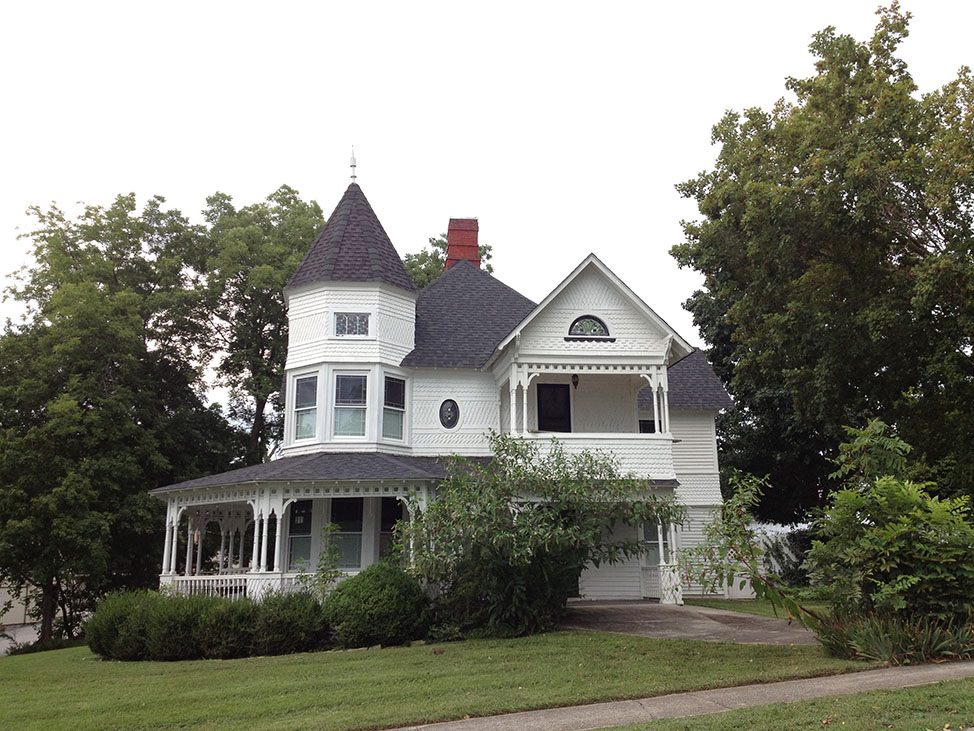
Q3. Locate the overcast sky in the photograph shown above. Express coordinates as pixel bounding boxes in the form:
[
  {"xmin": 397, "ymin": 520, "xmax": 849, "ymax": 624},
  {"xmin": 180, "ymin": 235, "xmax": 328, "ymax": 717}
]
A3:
[{"xmin": 2, "ymin": 1, "xmax": 970, "ymax": 348}]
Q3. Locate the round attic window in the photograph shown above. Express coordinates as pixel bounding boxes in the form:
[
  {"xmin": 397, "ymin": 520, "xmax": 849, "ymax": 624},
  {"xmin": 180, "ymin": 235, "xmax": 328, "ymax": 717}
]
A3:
[{"xmin": 439, "ymin": 399, "xmax": 460, "ymax": 429}]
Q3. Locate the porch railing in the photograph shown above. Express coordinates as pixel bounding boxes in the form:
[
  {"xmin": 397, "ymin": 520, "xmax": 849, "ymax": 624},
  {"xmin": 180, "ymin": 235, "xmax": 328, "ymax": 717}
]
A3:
[
  {"xmin": 522, "ymin": 433, "xmax": 676, "ymax": 479},
  {"xmin": 162, "ymin": 573, "xmax": 302, "ymax": 600}
]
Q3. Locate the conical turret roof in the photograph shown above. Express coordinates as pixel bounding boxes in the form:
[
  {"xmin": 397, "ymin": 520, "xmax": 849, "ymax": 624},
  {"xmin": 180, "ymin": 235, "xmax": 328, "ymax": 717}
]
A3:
[{"xmin": 287, "ymin": 183, "xmax": 416, "ymax": 293}]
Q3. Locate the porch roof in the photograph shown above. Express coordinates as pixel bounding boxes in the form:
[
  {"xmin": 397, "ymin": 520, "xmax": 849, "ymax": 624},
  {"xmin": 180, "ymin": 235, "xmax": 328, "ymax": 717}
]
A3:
[
  {"xmin": 150, "ymin": 452, "xmax": 466, "ymax": 495},
  {"xmin": 150, "ymin": 451, "xmax": 679, "ymax": 495}
]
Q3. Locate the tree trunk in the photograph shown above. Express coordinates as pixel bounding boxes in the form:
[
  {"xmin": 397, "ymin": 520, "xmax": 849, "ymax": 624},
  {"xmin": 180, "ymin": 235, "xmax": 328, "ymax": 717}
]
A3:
[
  {"xmin": 246, "ymin": 396, "xmax": 267, "ymax": 466},
  {"xmin": 39, "ymin": 577, "xmax": 57, "ymax": 643}
]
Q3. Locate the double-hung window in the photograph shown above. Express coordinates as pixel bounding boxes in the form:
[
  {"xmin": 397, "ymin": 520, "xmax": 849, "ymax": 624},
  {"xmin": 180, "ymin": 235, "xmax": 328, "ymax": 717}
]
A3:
[
  {"xmin": 334, "ymin": 374, "xmax": 367, "ymax": 437},
  {"xmin": 294, "ymin": 375, "xmax": 318, "ymax": 440},
  {"xmin": 331, "ymin": 498, "xmax": 363, "ymax": 569},
  {"xmin": 382, "ymin": 376, "xmax": 406, "ymax": 440},
  {"xmin": 287, "ymin": 500, "xmax": 313, "ymax": 571},
  {"xmin": 335, "ymin": 312, "xmax": 370, "ymax": 337}
]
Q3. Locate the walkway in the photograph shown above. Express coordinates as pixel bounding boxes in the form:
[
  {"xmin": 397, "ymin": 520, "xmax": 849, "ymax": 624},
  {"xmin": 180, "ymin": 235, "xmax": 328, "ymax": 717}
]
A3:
[{"xmin": 399, "ymin": 660, "xmax": 974, "ymax": 730}]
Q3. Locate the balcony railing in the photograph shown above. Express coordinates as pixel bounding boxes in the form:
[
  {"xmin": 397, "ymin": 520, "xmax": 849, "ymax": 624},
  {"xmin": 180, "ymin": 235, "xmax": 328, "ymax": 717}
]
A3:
[{"xmin": 521, "ymin": 432, "xmax": 675, "ymax": 480}]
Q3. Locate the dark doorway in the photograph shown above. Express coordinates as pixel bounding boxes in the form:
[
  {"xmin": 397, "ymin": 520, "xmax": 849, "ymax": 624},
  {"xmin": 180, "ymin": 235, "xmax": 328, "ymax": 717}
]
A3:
[{"xmin": 537, "ymin": 384, "xmax": 572, "ymax": 432}]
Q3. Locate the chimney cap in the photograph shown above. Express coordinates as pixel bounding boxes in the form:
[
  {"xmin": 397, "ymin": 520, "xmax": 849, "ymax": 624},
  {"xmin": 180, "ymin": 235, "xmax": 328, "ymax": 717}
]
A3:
[{"xmin": 448, "ymin": 218, "xmax": 479, "ymax": 231}]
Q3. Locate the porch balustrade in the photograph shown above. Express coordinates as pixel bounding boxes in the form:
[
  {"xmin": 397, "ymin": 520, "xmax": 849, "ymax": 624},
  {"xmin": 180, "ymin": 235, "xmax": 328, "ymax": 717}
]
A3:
[
  {"xmin": 162, "ymin": 573, "xmax": 302, "ymax": 601},
  {"xmin": 522, "ymin": 432, "xmax": 676, "ymax": 480}
]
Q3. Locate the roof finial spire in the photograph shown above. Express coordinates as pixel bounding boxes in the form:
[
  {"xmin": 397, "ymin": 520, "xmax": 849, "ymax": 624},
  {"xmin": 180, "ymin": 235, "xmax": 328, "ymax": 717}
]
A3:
[{"xmin": 350, "ymin": 146, "xmax": 357, "ymax": 183}]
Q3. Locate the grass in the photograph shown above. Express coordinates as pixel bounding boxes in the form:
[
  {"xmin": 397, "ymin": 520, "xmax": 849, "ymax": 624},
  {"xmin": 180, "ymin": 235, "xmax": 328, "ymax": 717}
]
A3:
[
  {"xmin": 616, "ymin": 677, "xmax": 974, "ymax": 730},
  {"xmin": 684, "ymin": 597, "xmax": 830, "ymax": 620},
  {"xmin": 0, "ymin": 630, "xmax": 869, "ymax": 730}
]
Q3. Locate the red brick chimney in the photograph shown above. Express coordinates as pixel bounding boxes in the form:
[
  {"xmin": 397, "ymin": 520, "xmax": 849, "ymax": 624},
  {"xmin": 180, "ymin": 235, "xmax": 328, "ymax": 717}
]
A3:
[{"xmin": 445, "ymin": 218, "xmax": 480, "ymax": 270}]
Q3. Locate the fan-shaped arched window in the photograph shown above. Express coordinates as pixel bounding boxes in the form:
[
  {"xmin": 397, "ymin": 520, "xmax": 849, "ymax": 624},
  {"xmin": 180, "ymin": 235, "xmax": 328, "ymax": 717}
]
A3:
[{"xmin": 566, "ymin": 315, "xmax": 615, "ymax": 342}]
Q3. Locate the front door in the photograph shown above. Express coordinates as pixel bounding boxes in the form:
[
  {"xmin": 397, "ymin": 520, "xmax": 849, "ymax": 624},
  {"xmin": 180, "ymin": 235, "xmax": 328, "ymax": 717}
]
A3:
[{"xmin": 537, "ymin": 384, "xmax": 572, "ymax": 432}]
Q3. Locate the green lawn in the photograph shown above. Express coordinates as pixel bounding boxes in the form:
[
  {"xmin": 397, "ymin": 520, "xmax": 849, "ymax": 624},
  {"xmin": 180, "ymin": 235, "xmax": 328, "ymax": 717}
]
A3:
[
  {"xmin": 684, "ymin": 597, "xmax": 830, "ymax": 620},
  {"xmin": 617, "ymin": 677, "xmax": 974, "ymax": 730},
  {"xmin": 0, "ymin": 631, "xmax": 869, "ymax": 730}
]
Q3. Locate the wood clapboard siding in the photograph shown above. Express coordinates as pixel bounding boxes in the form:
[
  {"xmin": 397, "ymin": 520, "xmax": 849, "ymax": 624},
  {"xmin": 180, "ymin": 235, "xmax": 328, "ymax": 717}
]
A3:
[{"xmin": 578, "ymin": 523, "xmax": 643, "ymax": 600}]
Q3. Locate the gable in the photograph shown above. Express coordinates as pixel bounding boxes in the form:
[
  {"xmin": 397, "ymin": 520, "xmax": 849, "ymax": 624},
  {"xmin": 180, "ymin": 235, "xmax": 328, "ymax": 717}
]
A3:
[{"xmin": 508, "ymin": 257, "xmax": 692, "ymax": 361}]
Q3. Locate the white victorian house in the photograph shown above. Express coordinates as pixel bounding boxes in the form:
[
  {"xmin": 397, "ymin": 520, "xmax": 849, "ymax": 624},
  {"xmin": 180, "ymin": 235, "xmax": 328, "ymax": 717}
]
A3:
[{"xmin": 151, "ymin": 181, "xmax": 732, "ymax": 603}]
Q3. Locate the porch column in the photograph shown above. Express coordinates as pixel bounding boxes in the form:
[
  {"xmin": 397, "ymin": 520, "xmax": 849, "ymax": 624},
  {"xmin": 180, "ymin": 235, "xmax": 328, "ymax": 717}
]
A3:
[
  {"xmin": 509, "ymin": 363, "xmax": 518, "ymax": 433},
  {"xmin": 273, "ymin": 509, "xmax": 285, "ymax": 572},
  {"xmin": 259, "ymin": 512, "xmax": 270, "ymax": 572},
  {"xmin": 521, "ymin": 374, "xmax": 529, "ymax": 435},
  {"xmin": 162, "ymin": 519, "xmax": 173, "ymax": 574},
  {"xmin": 218, "ymin": 528, "xmax": 227, "ymax": 574},
  {"xmin": 194, "ymin": 522, "xmax": 204, "ymax": 575},
  {"xmin": 251, "ymin": 514, "xmax": 262, "ymax": 571},
  {"xmin": 184, "ymin": 516, "xmax": 194, "ymax": 577},
  {"xmin": 167, "ymin": 519, "xmax": 180, "ymax": 575}
]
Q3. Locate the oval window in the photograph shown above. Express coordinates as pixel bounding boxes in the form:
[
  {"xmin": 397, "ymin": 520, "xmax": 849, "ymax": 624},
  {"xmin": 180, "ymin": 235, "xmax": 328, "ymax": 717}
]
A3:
[{"xmin": 439, "ymin": 399, "xmax": 460, "ymax": 429}]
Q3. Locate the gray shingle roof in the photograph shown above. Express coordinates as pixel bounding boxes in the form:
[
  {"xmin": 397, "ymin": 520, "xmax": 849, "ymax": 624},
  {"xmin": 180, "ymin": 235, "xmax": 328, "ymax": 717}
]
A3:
[
  {"xmin": 287, "ymin": 183, "xmax": 416, "ymax": 293},
  {"xmin": 150, "ymin": 452, "xmax": 460, "ymax": 493},
  {"xmin": 401, "ymin": 260, "xmax": 537, "ymax": 368},
  {"xmin": 150, "ymin": 451, "xmax": 678, "ymax": 493},
  {"xmin": 639, "ymin": 349, "xmax": 734, "ymax": 410}
]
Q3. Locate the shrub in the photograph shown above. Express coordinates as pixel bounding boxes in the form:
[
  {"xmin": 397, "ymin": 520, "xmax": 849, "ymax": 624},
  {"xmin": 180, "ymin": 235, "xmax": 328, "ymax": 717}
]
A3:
[
  {"xmin": 322, "ymin": 562, "xmax": 430, "ymax": 648},
  {"xmin": 252, "ymin": 591, "xmax": 327, "ymax": 656},
  {"xmin": 86, "ymin": 591, "xmax": 159, "ymax": 661},
  {"xmin": 196, "ymin": 598, "xmax": 258, "ymax": 659},
  {"xmin": 816, "ymin": 612, "xmax": 974, "ymax": 665},
  {"xmin": 806, "ymin": 476, "xmax": 974, "ymax": 622},
  {"xmin": 399, "ymin": 434, "xmax": 685, "ymax": 636},
  {"xmin": 87, "ymin": 589, "xmax": 328, "ymax": 661},
  {"xmin": 144, "ymin": 594, "xmax": 219, "ymax": 661}
]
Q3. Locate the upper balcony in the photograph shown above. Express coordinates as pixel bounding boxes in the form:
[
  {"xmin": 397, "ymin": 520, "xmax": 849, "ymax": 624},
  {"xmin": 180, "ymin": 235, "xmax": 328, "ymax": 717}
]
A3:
[{"xmin": 521, "ymin": 431, "xmax": 676, "ymax": 481}]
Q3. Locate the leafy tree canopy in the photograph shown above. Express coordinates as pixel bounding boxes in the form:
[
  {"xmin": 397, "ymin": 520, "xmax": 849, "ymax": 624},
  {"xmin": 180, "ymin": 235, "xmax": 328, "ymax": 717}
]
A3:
[
  {"xmin": 403, "ymin": 235, "xmax": 494, "ymax": 290},
  {"xmin": 203, "ymin": 185, "xmax": 324, "ymax": 463},
  {"xmin": 0, "ymin": 194, "xmax": 241, "ymax": 641},
  {"xmin": 672, "ymin": 4, "xmax": 974, "ymax": 520}
]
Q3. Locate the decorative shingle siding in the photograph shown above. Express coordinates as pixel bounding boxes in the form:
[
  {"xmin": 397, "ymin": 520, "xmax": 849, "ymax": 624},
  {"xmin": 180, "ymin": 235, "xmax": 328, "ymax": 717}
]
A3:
[
  {"xmin": 519, "ymin": 266, "xmax": 671, "ymax": 356},
  {"xmin": 410, "ymin": 369, "xmax": 498, "ymax": 456},
  {"xmin": 285, "ymin": 285, "xmax": 416, "ymax": 370}
]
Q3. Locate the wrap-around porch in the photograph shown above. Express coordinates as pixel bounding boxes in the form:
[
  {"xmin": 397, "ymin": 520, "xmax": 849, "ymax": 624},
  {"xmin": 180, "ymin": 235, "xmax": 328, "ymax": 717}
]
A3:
[{"xmin": 157, "ymin": 480, "xmax": 426, "ymax": 601}]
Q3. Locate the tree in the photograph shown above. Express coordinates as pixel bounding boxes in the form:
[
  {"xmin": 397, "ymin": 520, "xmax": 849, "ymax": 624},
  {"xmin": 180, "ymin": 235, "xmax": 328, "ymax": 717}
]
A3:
[
  {"xmin": 0, "ymin": 195, "xmax": 241, "ymax": 641},
  {"xmin": 202, "ymin": 186, "xmax": 325, "ymax": 463},
  {"xmin": 671, "ymin": 5, "xmax": 974, "ymax": 520},
  {"xmin": 403, "ymin": 235, "xmax": 494, "ymax": 290},
  {"xmin": 398, "ymin": 434, "xmax": 686, "ymax": 635}
]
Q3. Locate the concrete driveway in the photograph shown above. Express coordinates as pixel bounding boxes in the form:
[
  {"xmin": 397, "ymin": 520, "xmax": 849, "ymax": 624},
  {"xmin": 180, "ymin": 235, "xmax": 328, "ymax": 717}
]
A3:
[{"xmin": 560, "ymin": 601, "xmax": 819, "ymax": 645}]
